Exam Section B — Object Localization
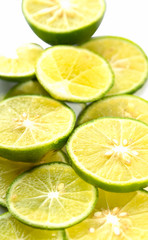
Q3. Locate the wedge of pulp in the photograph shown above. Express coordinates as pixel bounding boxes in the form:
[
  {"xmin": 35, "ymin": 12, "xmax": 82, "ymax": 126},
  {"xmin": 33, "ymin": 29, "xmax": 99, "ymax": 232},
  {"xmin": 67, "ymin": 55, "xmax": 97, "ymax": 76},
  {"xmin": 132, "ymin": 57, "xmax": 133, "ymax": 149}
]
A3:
[
  {"xmin": 82, "ymin": 36, "xmax": 148, "ymax": 95},
  {"xmin": 7, "ymin": 163, "xmax": 98, "ymax": 229},
  {"xmin": 66, "ymin": 189, "xmax": 148, "ymax": 240},
  {"xmin": 67, "ymin": 117, "xmax": 148, "ymax": 192}
]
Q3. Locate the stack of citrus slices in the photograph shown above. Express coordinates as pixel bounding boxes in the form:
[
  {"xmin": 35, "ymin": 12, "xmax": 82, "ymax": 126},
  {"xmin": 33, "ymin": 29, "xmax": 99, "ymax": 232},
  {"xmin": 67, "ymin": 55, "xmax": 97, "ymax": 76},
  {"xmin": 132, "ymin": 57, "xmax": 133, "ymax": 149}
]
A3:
[{"xmin": 0, "ymin": 0, "xmax": 148, "ymax": 239}]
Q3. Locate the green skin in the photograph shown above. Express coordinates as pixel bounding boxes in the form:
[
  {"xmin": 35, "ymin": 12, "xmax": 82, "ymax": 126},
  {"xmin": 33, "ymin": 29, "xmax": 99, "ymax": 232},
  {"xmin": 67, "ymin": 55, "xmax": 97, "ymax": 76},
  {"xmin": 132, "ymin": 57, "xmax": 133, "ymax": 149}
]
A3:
[
  {"xmin": 67, "ymin": 117, "xmax": 148, "ymax": 193},
  {"xmin": 0, "ymin": 73, "xmax": 36, "ymax": 82}
]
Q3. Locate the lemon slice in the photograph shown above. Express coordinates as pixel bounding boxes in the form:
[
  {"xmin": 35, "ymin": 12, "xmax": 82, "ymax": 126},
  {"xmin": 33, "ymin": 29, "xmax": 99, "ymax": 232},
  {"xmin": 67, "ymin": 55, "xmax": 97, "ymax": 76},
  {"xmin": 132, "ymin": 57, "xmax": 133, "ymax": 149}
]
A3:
[
  {"xmin": 66, "ymin": 189, "xmax": 148, "ymax": 240},
  {"xmin": 82, "ymin": 36, "xmax": 148, "ymax": 95},
  {"xmin": 0, "ymin": 43, "xmax": 43, "ymax": 81},
  {"xmin": 67, "ymin": 118, "xmax": 148, "ymax": 192},
  {"xmin": 0, "ymin": 151, "xmax": 67, "ymax": 207},
  {"xmin": 0, "ymin": 212, "xmax": 65, "ymax": 240},
  {"xmin": 0, "ymin": 95, "xmax": 75, "ymax": 162},
  {"xmin": 7, "ymin": 163, "xmax": 98, "ymax": 229},
  {"xmin": 22, "ymin": 0, "xmax": 106, "ymax": 45},
  {"xmin": 36, "ymin": 46, "xmax": 114, "ymax": 102},
  {"xmin": 78, "ymin": 95, "xmax": 148, "ymax": 125}
]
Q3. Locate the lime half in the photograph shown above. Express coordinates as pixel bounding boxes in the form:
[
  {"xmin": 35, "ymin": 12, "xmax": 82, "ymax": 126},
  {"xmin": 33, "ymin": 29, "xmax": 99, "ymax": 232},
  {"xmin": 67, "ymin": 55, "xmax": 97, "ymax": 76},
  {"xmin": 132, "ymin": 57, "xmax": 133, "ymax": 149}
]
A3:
[
  {"xmin": 0, "ymin": 95, "xmax": 75, "ymax": 162},
  {"xmin": 66, "ymin": 189, "xmax": 148, "ymax": 240},
  {"xmin": 0, "ymin": 43, "xmax": 43, "ymax": 81},
  {"xmin": 0, "ymin": 212, "xmax": 65, "ymax": 240},
  {"xmin": 36, "ymin": 46, "xmax": 114, "ymax": 102},
  {"xmin": 78, "ymin": 95, "xmax": 148, "ymax": 125},
  {"xmin": 67, "ymin": 117, "xmax": 148, "ymax": 192},
  {"xmin": 7, "ymin": 163, "xmax": 98, "ymax": 229},
  {"xmin": 82, "ymin": 36, "xmax": 148, "ymax": 95},
  {"xmin": 22, "ymin": 0, "xmax": 106, "ymax": 45}
]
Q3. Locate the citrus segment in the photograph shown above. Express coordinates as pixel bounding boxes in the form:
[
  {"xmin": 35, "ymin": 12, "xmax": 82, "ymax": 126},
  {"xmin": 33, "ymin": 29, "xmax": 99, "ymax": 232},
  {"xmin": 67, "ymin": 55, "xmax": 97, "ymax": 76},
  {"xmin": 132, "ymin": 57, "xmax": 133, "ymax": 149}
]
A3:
[
  {"xmin": 7, "ymin": 163, "xmax": 98, "ymax": 229},
  {"xmin": 78, "ymin": 95, "xmax": 148, "ymax": 125},
  {"xmin": 66, "ymin": 189, "xmax": 148, "ymax": 240},
  {"xmin": 36, "ymin": 46, "xmax": 114, "ymax": 102},
  {"xmin": 82, "ymin": 36, "xmax": 148, "ymax": 95},
  {"xmin": 67, "ymin": 118, "xmax": 148, "ymax": 192}
]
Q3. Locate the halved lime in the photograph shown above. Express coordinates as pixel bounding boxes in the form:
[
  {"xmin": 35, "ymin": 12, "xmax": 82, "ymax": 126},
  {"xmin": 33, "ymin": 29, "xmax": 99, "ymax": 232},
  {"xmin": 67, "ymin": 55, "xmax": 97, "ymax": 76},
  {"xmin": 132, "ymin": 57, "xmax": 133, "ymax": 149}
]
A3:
[
  {"xmin": 0, "ymin": 212, "xmax": 65, "ymax": 240},
  {"xmin": 82, "ymin": 36, "xmax": 148, "ymax": 95},
  {"xmin": 22, "ymin": 0, "xmax": 106, "ymax": 45},
  {"xmin": 66, "ymin": 189, "xmax": 148, "ymax": 240},
  {"xmin": 67, "ymin": 117, "xmax": 148, "ymax": 192},
  {"xmin": 36, "ymin": 46, "xmax": 114, "ymax": 102},
  {"xmin": 0, "ymin": 95, "xmax": 75, "ymax": 162},
  {"xmin": 7, "ymin": 163, "xmax": 98, "ymax": 229},
  {"xmin": 78, "ymin": 95, "xmax": 148, "ymax": 125},
  {"xmin": 0, "ymin": 43, "xmax": 43, "ymax": 81},
  {"xmin": 0, "ymin": 151, "xmax": 67, "ymax": 207}
]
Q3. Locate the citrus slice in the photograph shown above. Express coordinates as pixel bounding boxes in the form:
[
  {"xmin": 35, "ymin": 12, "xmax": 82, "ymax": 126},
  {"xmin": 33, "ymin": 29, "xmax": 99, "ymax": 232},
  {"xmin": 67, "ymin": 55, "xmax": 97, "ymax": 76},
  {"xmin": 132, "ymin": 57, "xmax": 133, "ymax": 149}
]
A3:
[
  {"xmin": 67, "ymin": 117, "xmax": 148, "ymax": 192},
  {"xmin": 0, "ymin": 212, "xmax": 65, "ymax": 240},
  {"xmin": 0, "ymin": 151, "xmax": 67, "ymax": 207},
  {"xmin": 22, "ymin": 0, "xmax": 106, "ymax": 45},
  {"xmin": 66, "ymin": 189, "xmax": 148, "ymax": 240},
  {"xmin": 82, "ymin": 36, "xmax": 148, "ymax": 95},
  {"xmin": 0, "ymin": 95, "xmax": 75, "ymax": 162},
  {"xmin": 36, "ymin": 46, "xmax": 114, "ymax": 102},
  {"xmin": 78, "ymin": 95, "xmax": 148, "ymax": 125},
  {"xmin": 7, "ymin": 163, "xmax": 98, "ymax": 229},
  {"xmin": 0, "ymin": 43, "xmax": 43, "ymax": 81}
]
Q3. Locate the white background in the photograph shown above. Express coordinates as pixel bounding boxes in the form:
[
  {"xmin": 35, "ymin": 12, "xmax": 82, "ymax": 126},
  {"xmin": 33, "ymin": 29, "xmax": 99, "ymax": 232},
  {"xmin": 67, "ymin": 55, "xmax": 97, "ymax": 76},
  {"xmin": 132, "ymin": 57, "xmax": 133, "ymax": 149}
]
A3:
[{"xmin": 0, "ymin": 0, "xmax": 148, "ymax": 213}]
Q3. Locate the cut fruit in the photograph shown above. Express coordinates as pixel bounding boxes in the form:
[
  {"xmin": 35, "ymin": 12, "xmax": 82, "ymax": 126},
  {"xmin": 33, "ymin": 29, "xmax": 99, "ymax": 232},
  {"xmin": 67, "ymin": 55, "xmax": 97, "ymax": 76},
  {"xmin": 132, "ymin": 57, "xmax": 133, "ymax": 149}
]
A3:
[
  {"xmin": 22, "ymin": 0, "xmax": 106, "ymax": 45},
  {"xmin": 0, "ymin": 212, "xmax": 65, "ymax": 240},
  {"xmin": 7, "ymin": 163, "xmax": 98, "ymax": 229},
  {"xmin": 82, "ymin": 36, "xmax": 148, "ymax": 95},
  {"xmin": 66, "ymin": 189, "xmax": 148, "ymax": 240},
  {"xmin": 0, "ymin": 95, "xmax": 75, "ymax": 162},
  {"xmin": 36, "ymin": 46, "xmax": 114, "ymax": 102},
  {"xmin": 78, "ymin": 95, "xmax": 148, "ymax": 125},
  {"xmin": 0, "ymin": 43, "xmax": 43, "ymax": 81},
  {"xmin": 67, "ymin": 117, "xmax": 148, "ymax": 192},
  {"xmin": 0, "ymin": 151, "xmax": 67, "ymax": 207}
]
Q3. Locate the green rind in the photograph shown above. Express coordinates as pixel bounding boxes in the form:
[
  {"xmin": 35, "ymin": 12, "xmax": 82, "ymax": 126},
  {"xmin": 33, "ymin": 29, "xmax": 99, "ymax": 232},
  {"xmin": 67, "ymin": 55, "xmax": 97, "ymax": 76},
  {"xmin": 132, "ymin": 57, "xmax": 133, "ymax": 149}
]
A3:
[
  {"xmin": 22, "ymin": 0, "xmax": 106, "ymax": 45},
  {"xmin": 67, "ymin": 117, "xmax": 148, "ymax": 193},
  {"xmin": 6, "ymin": 162, "xmax": 98, "ymax": 230},
  {"xmin": 82, "ymin": 36, "xmax": 148, "ymax": 95},
  {"xmin": 77, "ymin": 94, "xmax": 148, "ymax": 125}
]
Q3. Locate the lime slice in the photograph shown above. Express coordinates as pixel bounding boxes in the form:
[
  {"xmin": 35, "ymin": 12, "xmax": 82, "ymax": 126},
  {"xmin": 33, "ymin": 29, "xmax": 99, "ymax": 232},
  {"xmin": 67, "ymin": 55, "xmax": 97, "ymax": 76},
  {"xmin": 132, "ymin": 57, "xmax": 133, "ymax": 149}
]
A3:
[
  {"xmin": 36, "ymin": 46, "xmax": 114, "ymax": 102},
  {"xmin": 82, "ymin": 36, "xmax": 148, "ymax": 95},
  {"xmin": 66, "ymin": 189, "xmax": 148, "ymax": 240},
  {"xmin": 0, "ymin": 95, "xmax": 75, "ymax": 162},
  {"xmin": 0, "ymin": 212, "xmax": 65, "ymax": 240},
  {"xmin": 0, "ymin": 43, "xmax": 43, "ymax": 81},
  {"xmin": 7, "ymin": 163, "xmax": 98, "ymax": 229},
  {"xmin": 78, "ymin": 95, "xmax": 148, "ymax": 125},
  {"xmin": 67, "ymin": 117, "xmax": 148, "ymax": 192},
  {"xmin": 22, "ymin": 0, "xmax": 106, "ymax": 45},
  {"xmin": 0, "ymin": 151, "xmax": 67, "ymax": 207}
]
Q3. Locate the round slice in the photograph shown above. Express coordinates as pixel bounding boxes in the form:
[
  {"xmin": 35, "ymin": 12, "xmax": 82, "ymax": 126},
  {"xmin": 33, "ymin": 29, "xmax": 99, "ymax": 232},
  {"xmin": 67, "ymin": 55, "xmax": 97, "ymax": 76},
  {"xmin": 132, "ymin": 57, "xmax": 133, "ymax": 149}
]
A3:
[
  {"xmin": 36, "ymin": 46, "xmax": 114, "ymax": 102},
  {"xmin": 67, "ymin": 117, "xmax": 148, "ymax": 192},
  {"xmin": 82, "ymin": 36, "xmax": 148, "ymax": 95},
  {"xmin": 22, "ymin": 0, "xmax": 106, "ymax": 45},
  {"xmin": 7, "ymin": 163, "xmax": 98, "ymax": 229},
  {"xmin": 0, "ymin": 151, "xmax": 67, "ymax": 207},
  {"xmin": 66, "ymin": 189, "xmax": 148, "ymax": 240},
  {"xmin": 78, "ymin": 95, "xmax": 148, "ymax": 125},
  {"xmin": 0, "ymin": 43, "xmax": 43, "ymax": 81},
  {"xmin": 0, "ymin": 95, "xmax": 75, "ymax": 162},
  {"xmin": 0, "ymin": 212, "xmax": 65, "ymax": 240}
]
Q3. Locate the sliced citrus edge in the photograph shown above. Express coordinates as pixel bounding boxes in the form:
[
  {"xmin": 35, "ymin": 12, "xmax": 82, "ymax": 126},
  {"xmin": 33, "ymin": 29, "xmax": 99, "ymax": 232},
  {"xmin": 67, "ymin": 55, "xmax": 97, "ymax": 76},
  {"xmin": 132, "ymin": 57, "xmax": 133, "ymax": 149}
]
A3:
[
  {"xmin": 0, "ymin": 212, "xmax": 65, "ymax": 240},
  {"xmin": 6, "ymin": 162, "xmax": 98, "ymax": 230},
  {"xmin": 36, "ymin": 46, "xmax": 114, "ymax": 103},
  {"xmin": 77, "ymin": 94, "xmax": 148, "ymax": 125},
  {"xmin": 82, "ymin": 36, "xmax": 148, "ymax": 95},
  {"xmin": 66, "ymin": 117, "xmax": 148, "ymax": 192}
]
